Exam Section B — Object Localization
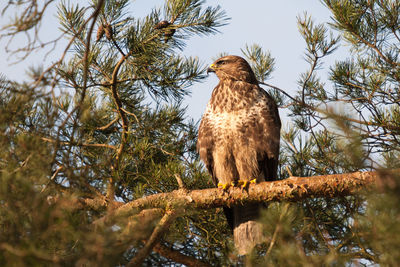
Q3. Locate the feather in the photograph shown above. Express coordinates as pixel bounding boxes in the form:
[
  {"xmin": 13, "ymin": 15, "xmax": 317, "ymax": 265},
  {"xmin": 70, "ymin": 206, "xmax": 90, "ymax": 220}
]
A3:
[{"xmin": 197, "ymin": 55, "xmax": 281, "ymax": 254}]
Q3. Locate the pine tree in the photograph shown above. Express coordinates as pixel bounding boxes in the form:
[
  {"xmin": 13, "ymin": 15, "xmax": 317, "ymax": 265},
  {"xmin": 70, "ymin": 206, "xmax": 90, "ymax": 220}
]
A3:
[
  {"xmin": 1, "ymin": 0, "xmax": 230, "ymax": 265},
  {"xmin": 0, "ymin": 0, "xmax": 399, "ymax": 266},
  {"xmin": 249, "ymin": 1, "xmax": 400, "ymax": 265}
]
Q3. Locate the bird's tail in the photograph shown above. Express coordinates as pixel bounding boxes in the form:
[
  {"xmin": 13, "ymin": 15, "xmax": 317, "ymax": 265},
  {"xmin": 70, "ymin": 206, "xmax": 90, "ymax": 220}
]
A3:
[{"xmin": 232, "ymin": 204, "xmax": 264, "ymax": 255}]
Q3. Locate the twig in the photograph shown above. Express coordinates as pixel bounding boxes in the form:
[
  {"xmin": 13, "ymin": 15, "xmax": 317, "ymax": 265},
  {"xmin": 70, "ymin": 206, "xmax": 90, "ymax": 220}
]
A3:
[
  {"xmin": 11, "ymin": 154, "xmax": 32, "ymax": 174},
  {"xmin": 47, "ymin": 0, "xmax": 106, "ymax": 175},
  {"xmin": 301, "ymin": 55, "xmax": 319, "ymax": 105},
  {"xmin": 120, "ymin": 107, "xmax": 139, "ymax": 124},
  {"xmin": 41, "ymin": 165, "xmax": 64, "ymax": 193},
  {"xmin": 107, "ymin": 49, "xmax": 135, "ymax": 200},
  {"xmin": 96, "ymin": 117, "xmax": 119, "ymax": 131},
  {"xmin": 41, "ymin": 137, "xmax": 117, "ymax": 150},
  {"xmin": 0, "ymin": 243, "xmax": 59, "ymax": 262},
  {"xmin": 111, "ymin": 36, "xmax": 126, "ymax": 57},
  {"xmin": 258, "ymin": 81, "xmax": 298, "ymax": 103},
  {"xmin": 174, "ymin": 174, "xmax": 185, "ymax": 189},
  {"xmin": 110, "ymin": 51, "xmax": 134, "ymax": 166},
  {"xmin": 127, "ymin": 210, "xmax": 178, "ymax": 266},
  {"xmin": 65, "ymin": 0, "xmax": 105, "ymax": 169},
  {"xmin": 153, "ymin": 243, "xmax": 212, "ymax": 267},
  {"xmin": 265, "ymin": 203, "xmax": 290, "ymax": 257},
  {"xmin": 259, "ymin": 81, "xmax": 400, "ymax": 131},
  {"xmin": 81, "ymin": 0, "xmax": 105, "ymax": 105},
  {"xmin": 285, "ymin": 166, "xmax": 293, "ymax": 177}
]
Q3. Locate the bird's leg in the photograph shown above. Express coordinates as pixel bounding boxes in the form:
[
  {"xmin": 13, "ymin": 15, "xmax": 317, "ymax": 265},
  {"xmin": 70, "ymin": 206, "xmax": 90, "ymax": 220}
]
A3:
[
  {"xmin": 239, "ymin": 178, "xmax": 257, "ymax": 190},
  {"xmin": 217, "ymin": 182, "xmax": 231, "ymax": 191}
]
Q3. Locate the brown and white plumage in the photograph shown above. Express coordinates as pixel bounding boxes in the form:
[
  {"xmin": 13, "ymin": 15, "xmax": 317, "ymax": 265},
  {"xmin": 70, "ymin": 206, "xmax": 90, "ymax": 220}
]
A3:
[{"xmin": 197, "ymin": 55, "xmax": 281, "ymax": 254}]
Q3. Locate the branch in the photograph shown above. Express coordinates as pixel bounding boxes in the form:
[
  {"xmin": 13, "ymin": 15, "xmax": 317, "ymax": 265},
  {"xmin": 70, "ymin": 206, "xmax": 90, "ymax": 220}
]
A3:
[
  {"xmin": 96, "ymin": 117, "xmax": 119, "ymax": 131},
  {"xmin": 259, "ymin": 81, "xmax": 298, "ymax": 103},
  {"xmin": 41, "ymin": 137, "xmax": 117, "ymax": 150},
  {"xmin": 120, "ymin": 208, "xmax": 165, "ymax": 241},
  {"xmin": 91, "ymin": 170, "xmax": 393, "ymax": 264},
  {"xmin": 107, "ymin": 51, "xmax": 133, "ymax": 201},
  {"xmin": 153, "ymin": 243, "xmax": 212, "ymax": 267},
  {"xmin": 260, "ymin": 82, "xmax": 400, "ymax": 131},
  {"xmin": 81, "ymin": 0, "xmax": 105, "ymax": 103},
  {"xmin": 127, "ymin": 210, "xmax": 178, "ymax": 266},
  {"xmin": 112, "ymin": 170, "xmax": 383, "ymax": 218}
]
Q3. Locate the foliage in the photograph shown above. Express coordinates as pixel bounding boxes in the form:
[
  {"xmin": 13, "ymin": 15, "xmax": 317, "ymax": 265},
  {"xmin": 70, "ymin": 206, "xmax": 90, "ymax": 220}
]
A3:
[
  {"xmin": 0, "ymin": 0, "xmax": 400, "ymax": 266},
  {"xmin": 244, "ymin": 1, "xmax": 400, "ymax": 265},
  {"xmin": 1, "ymin": 0, "xmax": 231, "ymax": 266}
]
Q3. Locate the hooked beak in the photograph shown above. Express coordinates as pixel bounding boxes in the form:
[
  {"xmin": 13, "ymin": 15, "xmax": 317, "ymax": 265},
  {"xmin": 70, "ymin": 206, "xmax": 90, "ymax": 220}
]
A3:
[{"xmin": 207, "ymin": 63, "xmax": 216, "ymax": 74}]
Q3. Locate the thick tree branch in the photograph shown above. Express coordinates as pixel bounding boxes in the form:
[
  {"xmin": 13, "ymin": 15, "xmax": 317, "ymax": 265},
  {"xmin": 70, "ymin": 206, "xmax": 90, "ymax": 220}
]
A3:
[
  {"xmin": 91, "ymin": 170, "xmax": 393, "ymax": 264},
  {"xmin": 113, "ymin": 170, "xmax": 383, "ymax": 219}
]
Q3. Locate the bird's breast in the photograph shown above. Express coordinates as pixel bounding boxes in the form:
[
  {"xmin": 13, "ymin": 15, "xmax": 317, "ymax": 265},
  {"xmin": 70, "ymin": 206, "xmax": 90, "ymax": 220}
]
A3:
[{"xmin": 204, "ymin": 107, "xmax": 256, "ymax": 141}]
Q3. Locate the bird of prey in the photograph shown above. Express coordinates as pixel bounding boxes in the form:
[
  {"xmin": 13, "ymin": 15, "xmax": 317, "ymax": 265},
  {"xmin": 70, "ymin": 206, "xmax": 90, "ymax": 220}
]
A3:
[{"xmin": 197, "ymin": 55, "xmax": 281, "ymax": 255}]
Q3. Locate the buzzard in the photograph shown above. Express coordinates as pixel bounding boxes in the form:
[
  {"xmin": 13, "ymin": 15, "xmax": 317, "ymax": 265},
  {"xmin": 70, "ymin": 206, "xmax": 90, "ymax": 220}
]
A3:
[{"xmin": 197, "ymin": 55, "xmax": 281, "ymax": 254}]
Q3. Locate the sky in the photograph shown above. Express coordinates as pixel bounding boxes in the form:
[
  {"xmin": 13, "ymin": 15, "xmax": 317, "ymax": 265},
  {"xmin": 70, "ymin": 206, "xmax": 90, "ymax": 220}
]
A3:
[{"xmin": 0, "ymin": 1, "xmax": 347, "ymax": 122}]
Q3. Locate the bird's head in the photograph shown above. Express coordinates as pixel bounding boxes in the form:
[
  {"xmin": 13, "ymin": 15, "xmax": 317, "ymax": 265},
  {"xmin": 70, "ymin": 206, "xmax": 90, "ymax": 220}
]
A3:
[{"xmin": 207, "ymin": 55, "xmax": 258, "ymax": 84}]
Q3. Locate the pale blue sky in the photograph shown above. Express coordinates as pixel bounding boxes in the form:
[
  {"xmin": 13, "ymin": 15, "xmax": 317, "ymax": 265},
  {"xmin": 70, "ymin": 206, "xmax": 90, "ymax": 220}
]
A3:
[{"xmin": 0, "ymin": 1, "xmax": 346, "ymax": 121}]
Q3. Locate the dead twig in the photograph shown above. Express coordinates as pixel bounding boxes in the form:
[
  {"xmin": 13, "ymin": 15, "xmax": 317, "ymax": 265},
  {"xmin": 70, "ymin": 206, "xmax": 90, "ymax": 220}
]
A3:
[{"xmin": 127, "ymin": 210, "xmax": 178, "ymax": 266}]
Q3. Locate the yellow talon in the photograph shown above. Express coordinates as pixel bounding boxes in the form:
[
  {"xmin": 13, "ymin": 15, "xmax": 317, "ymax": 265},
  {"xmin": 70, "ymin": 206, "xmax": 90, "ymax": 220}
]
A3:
[
  {"xmin": 235, "ymin": 179, "xmax": 257, "ymax": 189},
  {"xmin": 219, "ymin": 179, "xmax": 256, "ymax": 189},
  {"xmin": 217, "ymin": 182, "xmax": 230, "ymax": 190}
]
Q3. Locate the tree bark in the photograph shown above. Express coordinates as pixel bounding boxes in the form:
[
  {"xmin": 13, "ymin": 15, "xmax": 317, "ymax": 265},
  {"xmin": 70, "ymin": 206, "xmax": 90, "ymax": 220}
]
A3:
[
  {"xmin": 114, "ymin": 170, "xmax": 382, "ymax": 218},
  {"xmin": 108, "ymin": 169, "xmax": 393, "ymax": 264}
]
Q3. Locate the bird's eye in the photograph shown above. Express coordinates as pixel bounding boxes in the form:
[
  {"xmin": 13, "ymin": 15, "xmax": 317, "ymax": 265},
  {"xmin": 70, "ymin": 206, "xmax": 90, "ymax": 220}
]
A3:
[{"xmin": 216, "ymin": 60, "xmax": 225, "ymax": 65}]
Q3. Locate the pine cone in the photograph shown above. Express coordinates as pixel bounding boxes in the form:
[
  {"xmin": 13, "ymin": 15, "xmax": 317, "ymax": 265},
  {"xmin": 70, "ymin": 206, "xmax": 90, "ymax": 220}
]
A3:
[
  {"xmin": 154, "ymin": 20, "xmax": 170, "ymax": 29},
  {"xmin": 164, "ymin": 28, "xmax": 176, "ymax": 43},
  {"xmin": 96, "ymin": 24, "xmax": 105, "ymax": 41},
  {"xmin": 104, "ymin": 24, "xmax": 113, "ymax": 40}
]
